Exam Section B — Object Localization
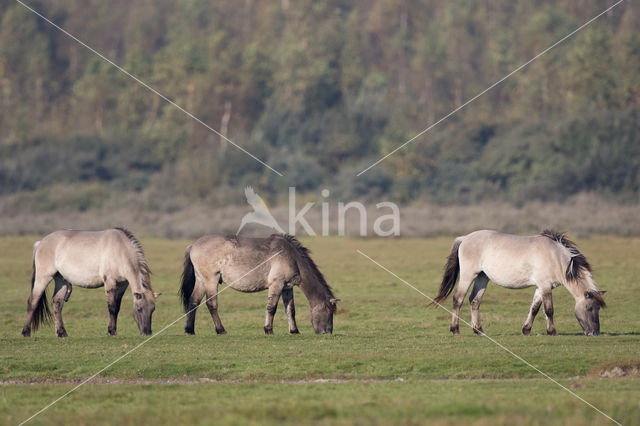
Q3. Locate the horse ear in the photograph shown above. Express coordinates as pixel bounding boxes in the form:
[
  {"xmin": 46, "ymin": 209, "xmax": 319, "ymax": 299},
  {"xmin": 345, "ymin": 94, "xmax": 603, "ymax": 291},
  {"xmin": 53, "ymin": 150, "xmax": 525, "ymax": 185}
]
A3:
[
  {"xmin": 153, "ymin": 292, "xmax": 162, "ymax": 299},
  {"xmin": 599, "ymin": 290, "xmax": 607, "ymax": 295},
  {"xmin": 330, "ymin": 298, "xmax": 340, "ymax": 305}
]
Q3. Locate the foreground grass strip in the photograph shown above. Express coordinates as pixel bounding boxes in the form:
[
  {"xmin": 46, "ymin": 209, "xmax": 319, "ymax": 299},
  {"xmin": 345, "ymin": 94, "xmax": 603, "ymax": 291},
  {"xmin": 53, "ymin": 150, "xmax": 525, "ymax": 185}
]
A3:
[
  {"xmin": 3, "ymin": 379, "xmax": 640, "ymax": 426},
  {"xmin": 357, "ymin": 249, "xmax": 622, "ymax": 425}
]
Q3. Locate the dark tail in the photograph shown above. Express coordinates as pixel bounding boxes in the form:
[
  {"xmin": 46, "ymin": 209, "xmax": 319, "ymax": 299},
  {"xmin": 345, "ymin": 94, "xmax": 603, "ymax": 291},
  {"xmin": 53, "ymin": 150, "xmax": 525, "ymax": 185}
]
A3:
[
  {"xmin": 30, "ymin": 257, "xmax": 52, "ymax": 331},
  {"xmin": 430, "ymin": 238, "xmax": 462, "ymax": 307},
  {"xmin": 179, "ymin": 246, "xmax": 195, "ymax": 313}
]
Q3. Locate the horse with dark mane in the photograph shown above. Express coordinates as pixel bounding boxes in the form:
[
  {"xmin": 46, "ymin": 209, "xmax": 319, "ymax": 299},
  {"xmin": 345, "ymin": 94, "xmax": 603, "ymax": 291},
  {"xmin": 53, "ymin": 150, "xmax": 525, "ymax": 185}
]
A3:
[
  {"xmin": 180, "ymin": 234, "xmax": 338, "ymax": 335},
  {"xmin": 22, "ymin": 228, "xmax": 160, "ymax": 337},
  {"xmin": 431, "ymin": 229, "xmax": 606, "ymax": 336}
]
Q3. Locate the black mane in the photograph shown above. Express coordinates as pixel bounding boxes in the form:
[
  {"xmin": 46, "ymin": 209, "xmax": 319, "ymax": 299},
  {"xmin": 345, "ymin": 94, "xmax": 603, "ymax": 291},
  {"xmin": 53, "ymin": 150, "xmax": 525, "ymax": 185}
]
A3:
[
  {"xmin": 116, "ymin": 227, "xmax": 152, "ymax": 290},
  {"xmin": 275, "ymin": 234, "xmax": 336, "ymax": 310},
  {"xmin": 540, "ymin": 229, "xmax": 592, "ymax": 281}
]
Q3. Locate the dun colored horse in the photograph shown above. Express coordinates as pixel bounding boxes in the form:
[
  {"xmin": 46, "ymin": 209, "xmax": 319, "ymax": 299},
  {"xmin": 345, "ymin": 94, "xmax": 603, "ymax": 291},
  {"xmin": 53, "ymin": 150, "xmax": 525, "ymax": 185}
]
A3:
[
  {"xmin": 180, "ymin": 234, "xmax": 338, "ymax": 335},
  {"xmin": 22, "ymin": 228, "xmax": 159, "ymax": 337},
  {"xmin": 432, "ymin": 230, "xmax": 606, "ymax": 336}
]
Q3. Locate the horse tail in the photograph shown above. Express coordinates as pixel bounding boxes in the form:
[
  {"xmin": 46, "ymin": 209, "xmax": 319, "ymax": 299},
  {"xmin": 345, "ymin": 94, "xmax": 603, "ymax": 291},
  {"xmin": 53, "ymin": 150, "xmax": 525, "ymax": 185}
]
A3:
[
  {"xmin": 179, "ymin": 246, "xmax": 196, "ymax": 313},
  {"xmin": 430, "ymin": 237, "xmax": 463, "ymax": 307},
  {"xmin": 540, "ymin": 229, "xmax": 606, "ymax": 308},
  {"xmin": 116, "ymin": 227, "xmax": 152, "ymax": 290},
  {"xmin": 30, "ymin": 243, "xmax": 52, "ymax": 331}
]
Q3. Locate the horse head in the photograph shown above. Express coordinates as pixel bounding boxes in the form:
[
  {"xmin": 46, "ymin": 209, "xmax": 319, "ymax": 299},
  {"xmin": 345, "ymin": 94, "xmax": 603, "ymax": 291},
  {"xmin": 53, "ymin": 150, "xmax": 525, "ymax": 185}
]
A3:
[
  {"xmin": 574, "ymin": 290, "xmax": 606, "ymax": 336},
  {"xmin": 133, "ymin": 291, "xmax": 161, "ymax": 335},
  {"xmin": 310, "ymin": 298, "xmax": 338, "ymax": 334}
]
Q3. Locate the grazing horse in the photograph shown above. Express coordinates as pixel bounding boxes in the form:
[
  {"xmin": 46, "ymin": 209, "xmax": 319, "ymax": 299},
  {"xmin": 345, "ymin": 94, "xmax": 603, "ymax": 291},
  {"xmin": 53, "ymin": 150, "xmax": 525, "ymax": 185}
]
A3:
[
  {"xmin": 180, "ymin": 234, "xmax": 338, "ymax": 335},
  {"xmin": 432, "ymin": 230, "xmax": 606, "ymax": 336},
  {"xmin": 21, "ymin": 228, "xmax": 160, "ymax": 337}
]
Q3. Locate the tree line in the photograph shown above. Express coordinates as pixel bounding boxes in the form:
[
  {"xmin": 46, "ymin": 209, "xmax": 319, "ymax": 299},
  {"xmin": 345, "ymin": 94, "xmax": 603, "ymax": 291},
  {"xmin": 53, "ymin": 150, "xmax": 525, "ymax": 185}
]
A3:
[{"xmin": 1, "ymin": 0, "xmax": 638, "ymax": 212}]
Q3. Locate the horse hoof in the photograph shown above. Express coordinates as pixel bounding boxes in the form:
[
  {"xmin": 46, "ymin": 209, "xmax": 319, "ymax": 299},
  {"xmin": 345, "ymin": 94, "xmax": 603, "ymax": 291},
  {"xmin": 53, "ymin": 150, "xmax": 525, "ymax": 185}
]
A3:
[
  {"xmin": 21, "ymin": 328, "xmax": 31, "ymax": 337},
  {"xmin": 216, "ymin": 328, "xmax": 227, "ymax": 335},
  {"xmin": 57, "ymin": 329, "xmax": 68, "ymax": 338},
  {"xmin": 473, "ymin": 327, "xmax": 484, "ymax": 335},
  {"xmin": 184, "ymin": 327, "xmax": 195, "ymax": 335},
  {"xmin": 290, "ymin": 329, "xmax": 300, "ymax": 334},
  {"xmin": 450, "ymin": 326, "xmax": 460, "ymax": 335},
  {"xmin": 547, "ymin": 329, "xmax": 557, "ymax": 336},
  {"xmin": 522, "ymin": 327, "xmax": 531, "ymax": 336},
  {"xmin": 264, "ymin": 327, "xmax": 274, "ymax": 335}
]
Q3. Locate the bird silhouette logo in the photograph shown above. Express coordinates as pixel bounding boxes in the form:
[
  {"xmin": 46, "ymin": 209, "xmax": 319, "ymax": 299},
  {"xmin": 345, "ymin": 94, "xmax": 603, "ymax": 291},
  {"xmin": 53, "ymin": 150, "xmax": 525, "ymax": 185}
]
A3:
[{"xmin": 237, "ymin": 186, "xmax": 285, "ymax": 235}]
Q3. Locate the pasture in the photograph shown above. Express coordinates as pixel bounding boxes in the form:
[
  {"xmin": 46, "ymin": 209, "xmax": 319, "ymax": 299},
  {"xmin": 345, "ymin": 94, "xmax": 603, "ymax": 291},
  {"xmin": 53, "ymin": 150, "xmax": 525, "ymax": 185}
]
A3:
[{"xmin": 1, "ymin": 235, "xmax": 639, "ymax": 425}]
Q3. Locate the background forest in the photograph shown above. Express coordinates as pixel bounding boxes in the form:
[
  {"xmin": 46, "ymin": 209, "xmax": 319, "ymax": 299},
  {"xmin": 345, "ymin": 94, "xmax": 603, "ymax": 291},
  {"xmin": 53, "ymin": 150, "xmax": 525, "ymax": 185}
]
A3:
[{"xmin": 0, "ymin": 0, "xmax": 639, "ymax": 236}]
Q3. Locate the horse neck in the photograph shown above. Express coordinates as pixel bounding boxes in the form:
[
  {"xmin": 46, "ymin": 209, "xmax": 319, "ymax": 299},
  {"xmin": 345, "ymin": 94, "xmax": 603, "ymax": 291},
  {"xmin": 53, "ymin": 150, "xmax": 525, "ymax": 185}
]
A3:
[
  {"xmin": 282, "ymin": 236, "xmax": 333, "ymax": 307},
  {"xmin": 563, "ymin": 271, "xmax": 597, "ymax": 302},
  {"xmin": 127, "ymin": 266, "xmax": 152, "ymax": 295},
  {"xmin": 298, "ymin": 275, "xmax": 332, "ymax": 308},
  {"xmin": 132, "ymin": 256, "xmax": 152, "ymax": 293},
  {"xmin": 140, "ymin": 271, "xmax": 152, "ymax": 293}
]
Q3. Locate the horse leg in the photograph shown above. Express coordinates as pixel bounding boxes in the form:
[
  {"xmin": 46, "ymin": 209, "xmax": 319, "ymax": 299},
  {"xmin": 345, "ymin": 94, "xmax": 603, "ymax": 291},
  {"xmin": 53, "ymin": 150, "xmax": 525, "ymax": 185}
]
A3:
[
  {"xmin": 450, "ymin": 269, "xmax": 477, "ymax": 335},
  {"xmin": 204, "ymin": 276, "xmax": 227, "ymax": 335},
  {"xmin": 282, "ymin": 287, "xmax": 299, "ymax": 334},
  {"xmin": 542, "ymin": 290, "xmax": 557, "ymax": 336},
  {"xmin": 184, "ymin": 278, "xmax": 205, "ymax": 335},
  {"xmin": 21, "ymin": 271, "xmax": 54, "ymax": 337},
  {"xmin": 469, "ymin": 273, "xmax": 489, "ymax": 335},
  {"xmin": 264, "ymin": 282, "xmax": 284, "ymax": 335},
  {"xmin": 105, "ymin": 279, "xmax": 128, "ymax": 336},
  {"xmin": 522, "ymin": 288, "xmax": 543, "ymax": 336},
  {"xmin": 52, "ymin": 275, "xmax": 72, "ymax": 337}
]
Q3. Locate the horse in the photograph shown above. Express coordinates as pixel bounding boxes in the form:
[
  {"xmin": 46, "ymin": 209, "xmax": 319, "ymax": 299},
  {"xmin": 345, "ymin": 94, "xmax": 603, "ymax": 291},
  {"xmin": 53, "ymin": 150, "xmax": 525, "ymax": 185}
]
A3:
[
  {"xmin": 431, "ymin": 229, "xmax": 606, "ymax": 336},
  {"xmin": 179, "ymin": 234, "xmax": 338, "ymax": 335},
  {"xmin": 21, "ymin": 228, "xmax": 160, "ymax": 337}
]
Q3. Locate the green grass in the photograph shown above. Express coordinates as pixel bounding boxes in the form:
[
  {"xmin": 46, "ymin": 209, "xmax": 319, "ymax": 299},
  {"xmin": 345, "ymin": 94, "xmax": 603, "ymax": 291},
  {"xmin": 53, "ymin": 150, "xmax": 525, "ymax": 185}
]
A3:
[
  {"xmin": 1, "ymin": 236, "xmax": 639, "ymax": 425},
  {"xmin": 4, "ymin": 379, "xmax": 640, "ymax": 426}
]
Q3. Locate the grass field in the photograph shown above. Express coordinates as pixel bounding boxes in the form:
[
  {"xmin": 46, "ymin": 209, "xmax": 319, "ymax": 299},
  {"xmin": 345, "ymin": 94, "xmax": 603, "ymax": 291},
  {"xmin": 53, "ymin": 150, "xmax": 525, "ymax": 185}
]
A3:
[{"xmin": 1, "ymin": 235, "xmax": 639, "ymax": 425}]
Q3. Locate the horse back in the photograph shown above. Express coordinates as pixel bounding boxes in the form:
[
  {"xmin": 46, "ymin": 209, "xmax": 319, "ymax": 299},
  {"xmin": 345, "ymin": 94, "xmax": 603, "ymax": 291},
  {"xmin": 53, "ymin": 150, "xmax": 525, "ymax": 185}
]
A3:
[
  {"xmin": 35, "ymin": 229, "xmax": 137, "ymax": 288},
  {"xmin": 459, "ymin": 230, "xmax": 568, "ymax": 289},
  {"xmin": 190, "ymin": 234, "xmax": 297, "ymax": 292}
]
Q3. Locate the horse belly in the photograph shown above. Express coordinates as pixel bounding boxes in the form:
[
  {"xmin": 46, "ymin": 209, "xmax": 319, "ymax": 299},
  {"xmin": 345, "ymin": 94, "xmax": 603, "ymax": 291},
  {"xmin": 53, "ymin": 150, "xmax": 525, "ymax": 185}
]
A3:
[
  {"xmin": 482, "ymin": 261, "xmax": 535, "ymax": 289},
  {"xmin": 55, "ymin": 251, "xmax": 105, "ymax": 288},
  {"xmin": 56, "ymin": 265, "xmax": 104, "ymax": 288},
  {"xmin": 222, "ymin": 265, "xmax": 269, "ymax": 293}
]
